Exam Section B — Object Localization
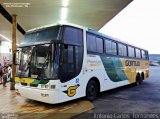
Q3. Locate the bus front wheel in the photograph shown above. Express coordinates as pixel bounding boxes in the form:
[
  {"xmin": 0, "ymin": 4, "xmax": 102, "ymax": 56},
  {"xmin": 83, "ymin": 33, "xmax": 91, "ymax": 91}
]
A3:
[{"xmin": 86, "ymin": 80, "xmax": 98, "ymax": 101}]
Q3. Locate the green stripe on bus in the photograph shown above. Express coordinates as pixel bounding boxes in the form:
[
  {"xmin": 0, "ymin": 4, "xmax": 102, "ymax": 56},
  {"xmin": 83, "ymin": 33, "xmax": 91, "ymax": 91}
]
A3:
[
  {"xmin": 31, "ymin": 79, "xmax": 49, "ymax": 84},
  {"xmin": 100, "ymin": 56, "xmax": 128, "ymax": 82}
]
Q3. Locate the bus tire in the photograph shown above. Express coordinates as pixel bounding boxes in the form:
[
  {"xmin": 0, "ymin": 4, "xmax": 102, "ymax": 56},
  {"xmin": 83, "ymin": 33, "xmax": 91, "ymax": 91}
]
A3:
[
  {"xmin": 86, "ymin": 80, "xmax": 98, "ymax": 101},
  {"xmin": 141, "ymin": 72, "xmax": 144, "ymax": 80},
  {"xmin": 135, "ymin": 72, "xmax": 142, "ymax": 85}
]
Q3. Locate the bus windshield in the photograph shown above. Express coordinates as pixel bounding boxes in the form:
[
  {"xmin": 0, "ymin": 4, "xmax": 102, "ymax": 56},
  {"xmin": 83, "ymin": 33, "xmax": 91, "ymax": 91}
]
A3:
[
  {"xmin": 17, "ymin": 44, "xmax": 60, "ymax": 80},
  {"xmin": 20, "ymin": 25, "xmax": 62, "ymax": 46}
]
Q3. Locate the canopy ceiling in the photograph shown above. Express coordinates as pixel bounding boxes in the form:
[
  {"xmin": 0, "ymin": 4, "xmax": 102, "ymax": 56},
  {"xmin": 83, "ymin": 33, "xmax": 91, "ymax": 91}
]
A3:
[{"xmin": 0, "ymin": 0, "xmax": 133, "ymax": 43}]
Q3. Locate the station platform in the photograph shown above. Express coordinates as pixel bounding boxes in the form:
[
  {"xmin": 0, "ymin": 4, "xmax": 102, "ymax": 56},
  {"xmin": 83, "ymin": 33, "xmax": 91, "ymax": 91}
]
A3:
[{"xmin": 0, "ymin": 83, "xmax": 93, "ymax": 119}]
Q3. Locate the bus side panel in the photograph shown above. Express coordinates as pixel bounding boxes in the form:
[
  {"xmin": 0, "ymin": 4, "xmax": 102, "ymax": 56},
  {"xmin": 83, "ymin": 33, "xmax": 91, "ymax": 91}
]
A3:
[
  {"xmin": 58, "ymin": 54, "xmax": 107, "ymax": 103},
  {"xmin": 57, "ymin": 57, "xmax": 149, "ymax": 103},
  {"xmin": 100, "ymin": 56, "xmax": 149, "ymax": 92},
  {"xmin": 100, "ymin": 56, "xmax": 129, "ymax": 91},
  {"xmin": 57, "ymin": 71, "xmax": 91, "ymax": 103},
  {"xmin": 120, "ymin": 58, "xmax": 149, "ymax": 83},
  {"xmin": 57, "ymin": 29, "xmax": 89, "ymax": 103},
  {"xmin": 58, "ymin": 55, "xmax": 106, "ymax": 103}
]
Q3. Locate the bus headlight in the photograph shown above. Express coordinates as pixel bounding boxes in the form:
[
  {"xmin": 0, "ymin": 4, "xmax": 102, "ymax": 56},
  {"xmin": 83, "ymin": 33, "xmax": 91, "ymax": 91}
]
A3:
[
  {"xmin": 40, "ymin": 84, "xmax": 56, "ymax": 89},
  {"xmin": 41, "ymin": 84, "xmax": 49, "ymax": 89},
  {"xmin": 41, "ymin": 84, "xmax": 45, "ymax": 88},
  {"xmin": 50, "ymin": 85, "xmax": 56, "ymax": 89},
  {"xmin": 45, "ymin": 85, "xmax": 49, "ymax": 89}
]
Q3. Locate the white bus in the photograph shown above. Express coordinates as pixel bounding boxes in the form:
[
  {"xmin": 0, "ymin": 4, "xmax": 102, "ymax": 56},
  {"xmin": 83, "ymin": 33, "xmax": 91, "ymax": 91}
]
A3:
[{"xmin": 15, "ymin": 23, "xmax": 149, "ymax": 104}]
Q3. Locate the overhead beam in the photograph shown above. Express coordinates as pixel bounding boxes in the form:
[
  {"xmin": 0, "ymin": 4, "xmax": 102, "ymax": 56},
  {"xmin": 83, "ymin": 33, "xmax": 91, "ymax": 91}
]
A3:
[{"xmin": 0, "ymin": 4, "xmax": 25, "ymax": 35}]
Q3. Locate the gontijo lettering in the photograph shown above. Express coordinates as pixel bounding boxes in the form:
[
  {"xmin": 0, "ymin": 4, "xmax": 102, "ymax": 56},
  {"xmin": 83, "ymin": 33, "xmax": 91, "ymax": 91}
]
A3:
[{"xmin": 125, "ymin": 60, "xmax": 140, "ymax": 66}]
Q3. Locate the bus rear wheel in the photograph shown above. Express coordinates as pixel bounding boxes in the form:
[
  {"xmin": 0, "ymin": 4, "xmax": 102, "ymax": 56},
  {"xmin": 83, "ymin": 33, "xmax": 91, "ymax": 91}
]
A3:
[
  {"xmin": 136, "ymin": 73, "xmax": 143, "ymax": 85},
  {"xmin": 86, "ymin": 80, "xmax": 98, "ymax": 101}
]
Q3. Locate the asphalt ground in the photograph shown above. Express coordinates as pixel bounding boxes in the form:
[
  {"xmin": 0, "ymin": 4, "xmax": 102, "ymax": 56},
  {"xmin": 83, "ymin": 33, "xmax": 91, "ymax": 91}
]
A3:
[{"xmin": 74, "ymin": 66, "xmax": 160, "ymax": 119}]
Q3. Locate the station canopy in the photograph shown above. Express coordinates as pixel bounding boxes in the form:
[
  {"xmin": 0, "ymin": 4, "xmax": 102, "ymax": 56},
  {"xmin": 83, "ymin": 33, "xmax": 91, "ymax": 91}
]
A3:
[{"xmin": 0, "ymin": 0, "xmax": 133, "ymax": 43}]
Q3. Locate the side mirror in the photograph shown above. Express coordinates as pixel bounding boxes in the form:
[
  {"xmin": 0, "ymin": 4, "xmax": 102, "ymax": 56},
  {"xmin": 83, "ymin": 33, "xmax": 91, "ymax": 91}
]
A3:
[{"xmin": 13, "ymin": 50, "xmax": 20, "ymax": 65}]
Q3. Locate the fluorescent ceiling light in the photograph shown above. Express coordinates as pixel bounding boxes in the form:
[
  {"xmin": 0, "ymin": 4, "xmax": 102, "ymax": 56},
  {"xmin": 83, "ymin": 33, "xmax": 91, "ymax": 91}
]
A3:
[
  {"xmin": 0, "ymin": 34, "xmax": 19, "ymax": 46},
  {"xmin": 61, "ymin": 7, "xmax": 68, "ymax": 20},
  {"xmin": 0, "ymin": 34, "xmax": 11, "ymax": 42},
  {"xmin": 62, "ymin": 0, "xmax": 69, "ymax": 7}
]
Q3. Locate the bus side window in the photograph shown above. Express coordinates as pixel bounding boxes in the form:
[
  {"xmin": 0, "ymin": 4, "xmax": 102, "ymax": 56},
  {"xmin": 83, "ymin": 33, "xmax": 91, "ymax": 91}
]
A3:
[
  {"xmin": 118, "ymin": 43, "xmax": 127, "ymax": 56},
  {"xmin": 146, "ymin": 51, "xmax": 149, "ymax": 60},
  {"xmin": 96, "ymin": 37, "xmax": 103, "ymax": 53},
  {"xmin": 60, "ymin": 45, "xmax": 83, "ymax": 82},
  {"xmin": 61, "ymin": 45, "xmax": 74, "ymax": 80},
  {"xmin": 135, "ymin": 49, "xmax": 141, "ymax": 59},
  {"xmin": 105, "ymin": 40, "xmax": 112, "ymax": 54},
  {"xmin": 142, "ymin": 50, "xmax": 147, "ymax": 59},
  {"xmin": 112, "ymin": 42, "xmax": 117, "ymax": 55},
  {"xmin": 128, "ymin": 46, "xmax": 135, "ymax": 58},
  {"xmin": 105, "ymin": 40, "xmax": 117, "ymax": 55},
  {"xmin": 63, "ymin": 26, "xmax": 83, "ymax": 46},
  {"xmin": 87, "ymin": 34, "xmax": 96, "ymax": 52},
  {"xmin": 67, "ymin": 46, "xmax": 74, "ymax": 72},
  {"xmin": 60, "ymin": 26, "xmax": 83, "ymax": 82},
  {"xmin": 87, "ymin": 34, "xmax": 103, "ymax": 54},
  {"xmin": 62, "ymin": 45, "xmax": 69, "ymax": 64}
]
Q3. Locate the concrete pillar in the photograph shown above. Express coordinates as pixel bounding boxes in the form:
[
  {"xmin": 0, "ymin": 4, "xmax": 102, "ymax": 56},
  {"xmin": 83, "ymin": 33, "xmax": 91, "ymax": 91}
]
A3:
[
  {"xmin": 10, "ymin": 14, "xmax": 17, "ymax": 90},
  {"xmin": 0, "ymin": 41, "xmax": 1, "ymax": 64}
]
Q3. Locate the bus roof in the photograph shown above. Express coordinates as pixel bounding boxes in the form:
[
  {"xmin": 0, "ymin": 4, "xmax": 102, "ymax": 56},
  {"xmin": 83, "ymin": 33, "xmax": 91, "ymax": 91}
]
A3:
[
  {"xmin": 27, "ymin": 23, "xmax": 87, "ymax": 33},
  {"xmin": 26, "ymin": 23, "xmax": 147, "ymax": 51}
]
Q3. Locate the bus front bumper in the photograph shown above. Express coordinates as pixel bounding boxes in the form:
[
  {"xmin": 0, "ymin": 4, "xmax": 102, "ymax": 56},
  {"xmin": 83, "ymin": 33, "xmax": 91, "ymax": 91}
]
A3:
[{"xmin": 15, "ymin": 84, "xmax": 59, "ymax": 104}]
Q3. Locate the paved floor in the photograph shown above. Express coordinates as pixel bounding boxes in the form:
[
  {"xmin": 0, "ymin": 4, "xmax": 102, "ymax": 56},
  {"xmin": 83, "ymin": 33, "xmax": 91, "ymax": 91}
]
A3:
[
  {"xmin": 0, "ymin": 66, "xmax": 160, "ymax": 119},
  {"xmin": 74, "ymin": 66, "xmax": 160, "ymax": 119},
  {"xmin": 0, "ymin": 83, "xmax": 93, "ymax": 119}
]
